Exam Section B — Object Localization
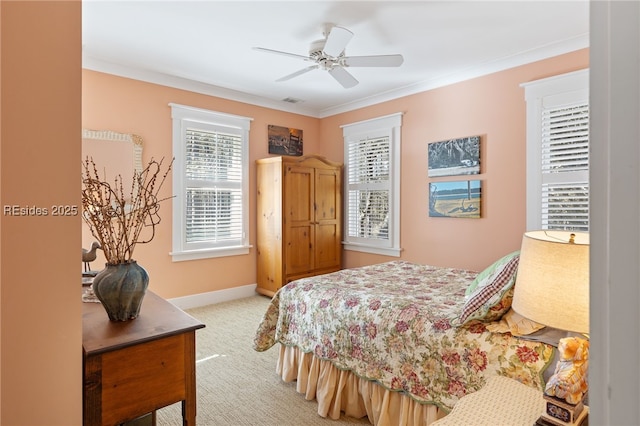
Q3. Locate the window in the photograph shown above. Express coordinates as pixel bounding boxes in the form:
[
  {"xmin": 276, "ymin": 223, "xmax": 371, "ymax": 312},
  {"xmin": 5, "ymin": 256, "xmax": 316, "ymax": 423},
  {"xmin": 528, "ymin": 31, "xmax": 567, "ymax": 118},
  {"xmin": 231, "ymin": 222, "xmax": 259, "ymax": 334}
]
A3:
[
  {"xmin": 170, "ymin": 103, "xmax": 251, "ymax": 261},
  {"xmin": 522, "ymin": 69, "xmax": 589, "ymax": 231},
  {"xmin": 342, "ymin": 113, "xmax": 402, "ymax": 256}
]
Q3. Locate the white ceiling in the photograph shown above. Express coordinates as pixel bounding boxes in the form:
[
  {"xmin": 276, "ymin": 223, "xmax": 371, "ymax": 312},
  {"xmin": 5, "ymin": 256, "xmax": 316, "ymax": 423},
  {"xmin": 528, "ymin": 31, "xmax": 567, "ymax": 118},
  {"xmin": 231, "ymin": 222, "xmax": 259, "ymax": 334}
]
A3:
[{"xmin": 82, "ymin": 1, "xmax": 589, "ymax": 118}]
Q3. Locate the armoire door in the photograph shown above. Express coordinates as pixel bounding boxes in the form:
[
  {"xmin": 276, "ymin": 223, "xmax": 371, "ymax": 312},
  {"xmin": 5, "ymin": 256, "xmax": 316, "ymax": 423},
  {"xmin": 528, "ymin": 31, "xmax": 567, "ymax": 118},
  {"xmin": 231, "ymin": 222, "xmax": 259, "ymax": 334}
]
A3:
[
  {"xmin": 314, "ymin": 167, "xmax": 342, "ymax": 270},
  {"xmin": 283, "ymin": 164, "xmax": 315, "ymax": 276}
]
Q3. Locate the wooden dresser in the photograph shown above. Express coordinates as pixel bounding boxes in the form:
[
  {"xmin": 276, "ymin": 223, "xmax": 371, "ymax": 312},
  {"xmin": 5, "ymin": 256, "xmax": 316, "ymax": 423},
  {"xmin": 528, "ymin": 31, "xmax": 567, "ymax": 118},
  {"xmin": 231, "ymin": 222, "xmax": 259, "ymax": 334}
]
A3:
[
  {"xmin": 256, "ymin": 155, "xmax": 342, "ymax": 296},
  {"xmin": 82, "ymin": 291, "xmax": 205, "ymax": 425}
]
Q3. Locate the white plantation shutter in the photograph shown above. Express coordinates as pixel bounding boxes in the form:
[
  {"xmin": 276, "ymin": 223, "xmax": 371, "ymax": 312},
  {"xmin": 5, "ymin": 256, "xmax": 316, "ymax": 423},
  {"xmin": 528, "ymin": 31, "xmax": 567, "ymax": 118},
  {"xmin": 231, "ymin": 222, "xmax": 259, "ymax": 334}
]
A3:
[
  {"xmin": 185, "ymin": 127, "xmax": 243, "ymax": 244},
  {"xmin": 342, "ymin": 113, "xmax": 402, "ymax": 256},
  {"xmin": 522, "ymin": 69, "xmax": 589, "ymax": 231},
  {"xmin": 171, "ymin": 104, "xmax": 251, "ymax": 261},
  {"xmin": 347, "ymin": 136, "xmax": 390, "ymax": 241},
  {"xmin": 540, "ymin": 104, "xmax": 589, "ymax": 231}
]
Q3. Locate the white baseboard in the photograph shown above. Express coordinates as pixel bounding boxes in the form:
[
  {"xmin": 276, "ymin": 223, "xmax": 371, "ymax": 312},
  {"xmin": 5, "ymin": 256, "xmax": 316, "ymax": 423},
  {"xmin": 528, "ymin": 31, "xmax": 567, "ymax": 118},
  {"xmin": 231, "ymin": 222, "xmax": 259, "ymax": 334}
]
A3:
[{"xmin": 167, "ymin": 283, "xmax": 258, "ymax": 310}]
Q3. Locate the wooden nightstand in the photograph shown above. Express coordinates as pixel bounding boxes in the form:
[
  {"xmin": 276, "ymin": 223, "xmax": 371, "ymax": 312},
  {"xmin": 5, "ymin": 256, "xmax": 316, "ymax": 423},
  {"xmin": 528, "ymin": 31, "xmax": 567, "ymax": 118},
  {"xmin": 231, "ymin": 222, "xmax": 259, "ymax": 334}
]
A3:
[
  {"xmin": 83, "ymin": 291, "xmax": 205, "ymax": 425},
  {"xmin": 432, "ymin": 376, "xmax": 547, "ymax": 426}
]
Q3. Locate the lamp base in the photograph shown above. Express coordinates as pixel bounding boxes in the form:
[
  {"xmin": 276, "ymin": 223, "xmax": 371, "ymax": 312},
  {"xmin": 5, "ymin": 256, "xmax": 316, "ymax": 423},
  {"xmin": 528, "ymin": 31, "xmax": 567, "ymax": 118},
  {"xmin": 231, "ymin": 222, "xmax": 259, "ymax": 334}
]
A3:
[
  {"xmin": 535, "ymin": 404, "xmax": 588, "ymax": 426},
  {"xmin": 544, "ymin": 393, "xmax": 585, "ymax": 423}
]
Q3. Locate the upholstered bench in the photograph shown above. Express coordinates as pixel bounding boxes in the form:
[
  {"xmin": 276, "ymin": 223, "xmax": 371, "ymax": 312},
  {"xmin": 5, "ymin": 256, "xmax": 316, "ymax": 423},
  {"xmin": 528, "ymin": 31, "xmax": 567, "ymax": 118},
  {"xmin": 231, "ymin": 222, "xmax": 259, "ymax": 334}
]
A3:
[{"xmin": 432, "ymin": 376, "xmax": 545, "ymax": 426}]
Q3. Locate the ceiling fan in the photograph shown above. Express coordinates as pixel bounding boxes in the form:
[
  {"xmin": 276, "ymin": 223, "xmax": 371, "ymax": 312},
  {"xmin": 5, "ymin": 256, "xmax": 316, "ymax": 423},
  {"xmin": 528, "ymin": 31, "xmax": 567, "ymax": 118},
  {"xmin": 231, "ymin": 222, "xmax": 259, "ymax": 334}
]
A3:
[{"xmin": 253, "ymin": 25, "xmax": 404, "ymax": 89}]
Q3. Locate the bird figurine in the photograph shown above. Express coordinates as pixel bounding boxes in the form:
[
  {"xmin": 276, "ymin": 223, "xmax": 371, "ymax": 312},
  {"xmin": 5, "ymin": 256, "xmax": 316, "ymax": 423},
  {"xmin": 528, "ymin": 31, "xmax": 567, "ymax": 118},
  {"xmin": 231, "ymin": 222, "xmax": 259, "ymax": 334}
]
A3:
[{"xmin": 82, "ymin": 242, "xmax": 101, "ymax": 273}]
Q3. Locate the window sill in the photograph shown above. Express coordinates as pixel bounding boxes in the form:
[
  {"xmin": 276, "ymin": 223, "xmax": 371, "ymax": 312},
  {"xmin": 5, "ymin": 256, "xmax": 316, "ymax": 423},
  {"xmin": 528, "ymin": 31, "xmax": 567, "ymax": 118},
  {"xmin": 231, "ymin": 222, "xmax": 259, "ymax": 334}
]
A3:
[
  {"xmin": 343, "ymin": 242, "xmax": 402, "ymax": 257},
  {"xmin": 171, "ymin": 245, "xmax": 251, "ymax": 262}
]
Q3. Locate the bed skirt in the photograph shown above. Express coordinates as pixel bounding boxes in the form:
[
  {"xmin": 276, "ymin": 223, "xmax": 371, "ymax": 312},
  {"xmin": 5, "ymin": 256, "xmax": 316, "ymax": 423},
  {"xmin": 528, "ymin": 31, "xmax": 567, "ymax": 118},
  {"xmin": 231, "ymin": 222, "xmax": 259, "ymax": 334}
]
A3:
[{"xmin": 276, "ymin": 345, "xmax": 447, "ymax": 426}]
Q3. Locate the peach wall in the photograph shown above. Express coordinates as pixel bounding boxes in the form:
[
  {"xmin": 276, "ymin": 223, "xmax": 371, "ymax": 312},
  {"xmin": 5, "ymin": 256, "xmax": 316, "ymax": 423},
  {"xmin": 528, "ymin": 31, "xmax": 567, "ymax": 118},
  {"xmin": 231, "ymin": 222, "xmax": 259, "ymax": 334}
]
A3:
[
  {"xmin": 322, "ymin": 49, "xmax": 589, "ymax": 272},
  {"xmin": 82, "ymin": 71, "xmax": 322, "ymax": 298},
  {"xmin": 1, "ymin": 1, "xmax": 82, "ymax": 424}
]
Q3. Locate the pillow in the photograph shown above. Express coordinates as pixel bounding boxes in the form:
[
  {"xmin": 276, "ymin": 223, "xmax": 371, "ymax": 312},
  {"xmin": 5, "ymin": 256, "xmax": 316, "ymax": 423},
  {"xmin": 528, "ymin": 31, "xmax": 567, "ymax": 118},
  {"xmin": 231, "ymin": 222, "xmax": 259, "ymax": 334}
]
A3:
[
  {"xmin": 457, "ymin": 253, "xmax": 520, "ymax": 324},
  {"xmin": 486, "ymin": 308, "xmax": 546, "ymax": 336},
  {"xmin": 481, "ymin": 286, "xmax": 515, "ymax": 323},
  {"xmin": 465, "ymin": 250, "xmax": 520, "ymax": 297}
]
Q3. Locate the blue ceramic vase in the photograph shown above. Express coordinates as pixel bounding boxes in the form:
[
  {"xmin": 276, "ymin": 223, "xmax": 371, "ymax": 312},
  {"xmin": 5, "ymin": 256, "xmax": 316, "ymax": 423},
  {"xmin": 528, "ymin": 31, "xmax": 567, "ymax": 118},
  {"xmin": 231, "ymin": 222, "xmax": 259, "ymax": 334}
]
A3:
[{"xmin": 92, "ymin": 260, "xmax": 149, "ymax": 321}]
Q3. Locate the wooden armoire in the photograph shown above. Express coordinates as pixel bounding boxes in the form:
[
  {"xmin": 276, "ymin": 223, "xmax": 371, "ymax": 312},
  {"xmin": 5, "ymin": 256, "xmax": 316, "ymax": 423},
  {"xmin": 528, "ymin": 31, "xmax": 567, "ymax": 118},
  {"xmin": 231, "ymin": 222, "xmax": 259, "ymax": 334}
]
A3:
[{"xmin": 256, "ymin": 155, "xmax": 342, "ymax": 296}]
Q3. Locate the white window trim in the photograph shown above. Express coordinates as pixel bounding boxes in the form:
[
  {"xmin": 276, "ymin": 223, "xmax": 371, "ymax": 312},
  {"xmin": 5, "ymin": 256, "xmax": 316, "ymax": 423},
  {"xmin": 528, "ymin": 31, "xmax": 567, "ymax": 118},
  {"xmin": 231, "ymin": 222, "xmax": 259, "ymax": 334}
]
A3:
[
  {"xmin": 521, "ymin": 69, "xmax": 589, "ymax": 231},
  {"xmin": 342, "ymin": 112, "xmax": 402, "ymax": 257},
  {"xmin": 169, "ymin": 103, "xmax": 252, "ymax": 261}
]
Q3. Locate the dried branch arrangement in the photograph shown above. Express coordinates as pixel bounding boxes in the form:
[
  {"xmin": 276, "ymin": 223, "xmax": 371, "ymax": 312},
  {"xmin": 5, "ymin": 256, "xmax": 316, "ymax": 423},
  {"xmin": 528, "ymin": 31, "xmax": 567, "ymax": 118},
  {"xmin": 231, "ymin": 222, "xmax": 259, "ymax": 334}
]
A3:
[{"xmin": 81, "ymin": 157, "xmax": 173, "ymax": 265}]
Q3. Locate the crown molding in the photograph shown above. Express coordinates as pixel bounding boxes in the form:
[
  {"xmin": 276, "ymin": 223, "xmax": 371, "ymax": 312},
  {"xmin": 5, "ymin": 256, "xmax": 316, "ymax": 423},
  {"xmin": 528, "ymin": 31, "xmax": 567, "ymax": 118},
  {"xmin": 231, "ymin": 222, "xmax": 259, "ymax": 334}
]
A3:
[{"xmin": 84, "ymin": 33, "xmax": 588, "ymax": 119}]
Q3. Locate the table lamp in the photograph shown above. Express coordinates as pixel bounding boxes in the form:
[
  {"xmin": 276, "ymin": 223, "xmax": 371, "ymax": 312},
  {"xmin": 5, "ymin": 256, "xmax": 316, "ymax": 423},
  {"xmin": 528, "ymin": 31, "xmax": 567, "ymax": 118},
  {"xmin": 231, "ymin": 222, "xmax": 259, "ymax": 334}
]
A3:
[{"xmin": 512, "ymin": 230, "xmax": 589, "ymax": 426}]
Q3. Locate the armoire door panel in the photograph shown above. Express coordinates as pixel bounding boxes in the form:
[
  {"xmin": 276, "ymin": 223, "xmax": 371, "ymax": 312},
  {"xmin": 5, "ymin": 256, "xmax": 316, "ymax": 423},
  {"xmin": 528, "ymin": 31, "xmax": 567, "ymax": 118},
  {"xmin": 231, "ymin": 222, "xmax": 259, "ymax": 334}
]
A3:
[
  {"xmin": 315, "ymin": 169, "xmax": 339, "ymax": 221},
  {"xmin": 285, "ymin": 224, "xmax": 314, "ymax": 275},
  {"xmin": 284, "ymin": 166, "xmax": 313, "ymax": 222},
  {"xmin": 315, "ymin": 223, "xmax": 341, "ymax": 269}
]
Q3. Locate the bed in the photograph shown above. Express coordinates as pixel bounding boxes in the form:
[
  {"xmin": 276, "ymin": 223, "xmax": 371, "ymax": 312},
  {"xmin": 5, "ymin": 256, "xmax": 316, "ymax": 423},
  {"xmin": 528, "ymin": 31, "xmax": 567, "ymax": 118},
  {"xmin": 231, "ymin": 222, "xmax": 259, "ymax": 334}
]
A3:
[{"xmin": 253, "ymin": 256, "xmax": 555, "ymax": 426}]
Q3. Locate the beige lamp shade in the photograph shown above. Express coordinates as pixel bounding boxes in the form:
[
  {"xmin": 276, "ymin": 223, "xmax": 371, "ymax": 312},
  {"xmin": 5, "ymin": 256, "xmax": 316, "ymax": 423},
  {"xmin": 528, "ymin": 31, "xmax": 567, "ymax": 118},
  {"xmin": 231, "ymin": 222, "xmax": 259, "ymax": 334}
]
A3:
[{"xmin": 512, "ymin": 230, "xmax": 589, "ymax": 334}]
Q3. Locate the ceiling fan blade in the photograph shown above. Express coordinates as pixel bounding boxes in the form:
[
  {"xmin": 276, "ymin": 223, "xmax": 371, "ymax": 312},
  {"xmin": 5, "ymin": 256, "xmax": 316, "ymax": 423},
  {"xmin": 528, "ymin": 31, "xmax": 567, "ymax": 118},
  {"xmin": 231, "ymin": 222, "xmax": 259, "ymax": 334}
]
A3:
[
  {"xmin": 342, "ymin": 54, "xmax": 404, "ymax": 67},
  {"xmin": 322, "ymin": 26, "xmax": 353, "ymax": 58},
  {"xmin": 252, "ymin": 47, "xmax": 311, "ymax": 62},
  {"xmin": 276, "ymin": 65, "xmax": 318, "ymax": 82},
  {"xmin": 328, "ymin": 67, "xmax": 358, "ymax": 88}
]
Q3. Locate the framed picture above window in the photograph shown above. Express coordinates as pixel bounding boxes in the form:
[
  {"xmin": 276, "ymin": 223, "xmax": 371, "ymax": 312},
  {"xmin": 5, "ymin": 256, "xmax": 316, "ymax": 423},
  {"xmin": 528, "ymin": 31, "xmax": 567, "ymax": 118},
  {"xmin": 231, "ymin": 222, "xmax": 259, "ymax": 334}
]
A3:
[
  {"xmin": 428, "ymin": 135, "xmax": 480, "ymax": 177},
  {"xmin": 268, "ymin": 124, "xmax": 303, "ymax": 156},
  {"xmin": 429, "ymin": 180, "xmax": 481, "ymax": 218}
]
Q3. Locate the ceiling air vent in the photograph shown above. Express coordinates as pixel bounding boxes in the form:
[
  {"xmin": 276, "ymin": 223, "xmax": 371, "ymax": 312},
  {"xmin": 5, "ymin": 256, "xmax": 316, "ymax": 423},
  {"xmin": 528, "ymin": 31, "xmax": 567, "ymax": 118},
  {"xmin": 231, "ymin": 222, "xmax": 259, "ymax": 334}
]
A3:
[{"xmin": 282, "ymin": 97, "xmax": 304, "ymax": 104}]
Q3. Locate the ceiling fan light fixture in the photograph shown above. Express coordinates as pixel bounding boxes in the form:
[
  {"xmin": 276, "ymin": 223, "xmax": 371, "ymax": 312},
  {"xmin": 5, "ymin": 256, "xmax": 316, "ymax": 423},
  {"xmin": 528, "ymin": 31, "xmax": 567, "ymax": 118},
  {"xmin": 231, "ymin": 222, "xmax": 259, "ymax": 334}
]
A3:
[
  {"xmin": 309, "ymin": 39, "xmax": 326, "ymax": 59},
  {"xmin": 254, "ymin": 25, "xmax": 403, "ymax": 89}
]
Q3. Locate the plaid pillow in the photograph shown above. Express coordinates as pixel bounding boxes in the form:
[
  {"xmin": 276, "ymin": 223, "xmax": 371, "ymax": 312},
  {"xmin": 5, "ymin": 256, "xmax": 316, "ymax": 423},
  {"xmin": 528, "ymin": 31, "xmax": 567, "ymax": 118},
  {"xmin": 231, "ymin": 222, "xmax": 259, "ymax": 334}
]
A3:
[
  {"xmin": 458, "ymin": 255, "xmax": 520, "ymax": 324},
  {"xmin": 465, "ymin": 251, "xmax": 520, "ymax": 297}
]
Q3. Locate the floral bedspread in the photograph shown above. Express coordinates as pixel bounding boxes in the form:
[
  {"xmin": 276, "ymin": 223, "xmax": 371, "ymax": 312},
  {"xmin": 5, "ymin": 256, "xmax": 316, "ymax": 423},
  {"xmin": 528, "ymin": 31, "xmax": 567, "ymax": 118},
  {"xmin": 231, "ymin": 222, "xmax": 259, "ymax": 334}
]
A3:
[{"xmin": 253, "ymin": 261, "xmax": 554, "ymax": 411}]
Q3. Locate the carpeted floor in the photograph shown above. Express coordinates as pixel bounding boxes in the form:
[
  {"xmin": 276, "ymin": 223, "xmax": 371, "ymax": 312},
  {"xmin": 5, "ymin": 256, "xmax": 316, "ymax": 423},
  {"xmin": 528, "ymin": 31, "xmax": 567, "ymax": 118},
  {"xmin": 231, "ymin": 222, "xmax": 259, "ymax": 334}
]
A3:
[{"xmin": 156, "ymin": 295, "xmax": 370, "ymax": 425}]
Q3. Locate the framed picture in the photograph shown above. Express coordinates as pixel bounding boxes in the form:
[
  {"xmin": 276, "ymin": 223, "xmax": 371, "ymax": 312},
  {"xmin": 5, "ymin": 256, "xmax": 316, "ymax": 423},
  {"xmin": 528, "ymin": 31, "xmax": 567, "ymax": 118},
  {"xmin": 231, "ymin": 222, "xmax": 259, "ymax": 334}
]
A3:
[
  {"xmin": 268, "ymin": 124, "xmax": 303, "ymax": 156},
  {"xmin": 428, "ymin": 136, "xmax": 480, "ymax": 177},
  {"xmin": 429, "ymin": 180, "xmax": 481, "ymax": 218}
]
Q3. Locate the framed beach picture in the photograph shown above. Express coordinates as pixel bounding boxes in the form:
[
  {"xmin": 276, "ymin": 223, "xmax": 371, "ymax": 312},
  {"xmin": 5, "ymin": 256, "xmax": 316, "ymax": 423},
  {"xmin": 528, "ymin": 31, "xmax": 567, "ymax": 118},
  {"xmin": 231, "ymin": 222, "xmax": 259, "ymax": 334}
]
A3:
[
  {"xmin": 429, "ymin": 180, "xmax": 481, "ymax": 218},
  {"xmin": 268, "ymin": 124, "xmax": 303, "ymax": 156},
  {"xmin": 428, "ymin": 136, "xmax": 480, "ymax": 177}
]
